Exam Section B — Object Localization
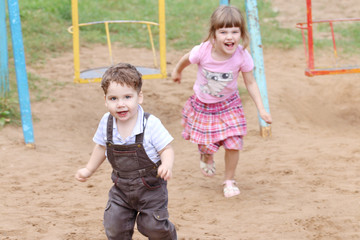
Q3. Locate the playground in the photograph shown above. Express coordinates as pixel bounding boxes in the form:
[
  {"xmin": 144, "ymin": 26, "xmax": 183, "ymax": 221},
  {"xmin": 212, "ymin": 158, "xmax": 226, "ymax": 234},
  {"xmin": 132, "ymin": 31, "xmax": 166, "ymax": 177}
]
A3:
[{"xmin": 1, "ymin": 0, "xmax": 360, "ymax": 239}]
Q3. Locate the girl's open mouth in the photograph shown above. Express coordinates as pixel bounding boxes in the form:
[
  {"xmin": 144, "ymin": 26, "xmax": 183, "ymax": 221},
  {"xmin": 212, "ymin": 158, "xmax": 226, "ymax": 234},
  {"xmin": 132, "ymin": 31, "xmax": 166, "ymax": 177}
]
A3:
[{"xmin": 225, "ymin": 42, "xmax": 234, "ymax": 49}]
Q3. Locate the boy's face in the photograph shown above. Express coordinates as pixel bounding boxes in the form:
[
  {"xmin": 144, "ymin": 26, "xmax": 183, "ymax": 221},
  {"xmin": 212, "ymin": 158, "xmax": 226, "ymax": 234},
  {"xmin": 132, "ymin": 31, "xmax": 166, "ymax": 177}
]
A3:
[{"xmin": 104, "ymin": 81, "xmax": 143, "ymax": 124}]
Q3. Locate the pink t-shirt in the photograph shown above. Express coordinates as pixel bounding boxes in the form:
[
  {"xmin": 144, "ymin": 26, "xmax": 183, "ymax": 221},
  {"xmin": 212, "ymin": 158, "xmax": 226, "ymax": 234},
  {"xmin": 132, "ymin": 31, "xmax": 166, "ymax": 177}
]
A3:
[{"xmin": 189, "ymin": 41, "xmax": 254, "ymax": 103}]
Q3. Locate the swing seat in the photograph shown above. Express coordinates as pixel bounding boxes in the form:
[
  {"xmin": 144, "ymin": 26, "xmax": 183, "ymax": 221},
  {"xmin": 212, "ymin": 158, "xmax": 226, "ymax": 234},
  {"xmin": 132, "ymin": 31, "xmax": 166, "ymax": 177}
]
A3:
[
  {"xmin": 305, "ymin": 65, "xmax": 360, "ymax": 77},
  {"xmin": 78, "ymin": 66, "xmax": 161, "ymax": 83}
]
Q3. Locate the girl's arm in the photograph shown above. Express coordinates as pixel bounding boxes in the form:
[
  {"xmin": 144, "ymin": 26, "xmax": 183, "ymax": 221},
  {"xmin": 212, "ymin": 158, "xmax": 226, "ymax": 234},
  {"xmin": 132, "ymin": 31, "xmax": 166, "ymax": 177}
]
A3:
[
  {"xmin": 242, "ymin": 71, "xmax": 272, "ymax": 124},
  {"xmin": 75, "ymin": 144, "xmax": 106, "ymax": 182},
  {"xmin": 157, "ymin": 144, "xmax": 175, "ymax": 181},
  {"xmin": 171, "ymin": 52, "xmax": 191, "ymax": 83}
]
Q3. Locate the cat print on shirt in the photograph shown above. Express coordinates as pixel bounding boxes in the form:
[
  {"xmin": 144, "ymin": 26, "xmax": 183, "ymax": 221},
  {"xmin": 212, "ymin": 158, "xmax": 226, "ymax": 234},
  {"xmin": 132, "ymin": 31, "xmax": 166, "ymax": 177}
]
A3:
[{"xmin": 201, "ymin": 69, "xmax": 233, "ymax": 98}]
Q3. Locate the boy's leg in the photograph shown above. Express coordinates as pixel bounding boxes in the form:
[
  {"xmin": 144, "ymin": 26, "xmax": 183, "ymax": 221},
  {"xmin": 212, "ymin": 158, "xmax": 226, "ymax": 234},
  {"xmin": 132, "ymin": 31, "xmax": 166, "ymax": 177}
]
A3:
[
  {"xmin": 136, "ymin": 181, "xmax": 177, "ymax": 240},
  {"xmin": 103, "ymin": 186, "xmax": 137, "ymax": 240}
]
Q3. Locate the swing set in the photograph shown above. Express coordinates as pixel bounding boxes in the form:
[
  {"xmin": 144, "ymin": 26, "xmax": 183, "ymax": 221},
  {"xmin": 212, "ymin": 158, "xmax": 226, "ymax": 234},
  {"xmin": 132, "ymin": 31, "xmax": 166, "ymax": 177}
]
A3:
[
  {"xmin": 68, "ymin": 0, "xmax": 167, "ymax": 83},
  {"xmin": 296, "ymin": 0, "xmax": 360, "ymax": 76}
]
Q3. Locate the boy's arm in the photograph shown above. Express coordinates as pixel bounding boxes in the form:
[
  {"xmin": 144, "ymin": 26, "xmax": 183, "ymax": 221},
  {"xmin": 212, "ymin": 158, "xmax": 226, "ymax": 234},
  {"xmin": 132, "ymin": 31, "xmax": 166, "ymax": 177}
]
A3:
[
  {"xmin": 171, "ymin": 52, "xmax": 191, "ymax": 83},
  {"xmin": 75, "ymin": 144, "xmax": 106, "ymax": 182},
  {"xmin": 242, "ymin": 71, "xmax": 272, "ymax": 124},
  {"xmin": 157, "ymin": 144, "xmax": 175, "ymax": 181}
]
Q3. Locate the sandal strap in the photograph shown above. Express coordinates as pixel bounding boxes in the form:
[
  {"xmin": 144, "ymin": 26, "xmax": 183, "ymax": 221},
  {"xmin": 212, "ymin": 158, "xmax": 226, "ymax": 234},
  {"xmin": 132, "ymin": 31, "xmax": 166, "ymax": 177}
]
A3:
[{"xmin": 223, "ymin": 180, "xmax": 240, "ymax": 197}]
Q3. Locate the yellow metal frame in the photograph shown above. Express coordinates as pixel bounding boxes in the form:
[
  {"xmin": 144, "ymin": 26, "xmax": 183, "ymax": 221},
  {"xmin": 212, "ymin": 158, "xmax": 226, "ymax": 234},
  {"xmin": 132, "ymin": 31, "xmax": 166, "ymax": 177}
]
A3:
[{"xmin": 70, "ymin": 0, "xmax": 167, "ymax": 83}]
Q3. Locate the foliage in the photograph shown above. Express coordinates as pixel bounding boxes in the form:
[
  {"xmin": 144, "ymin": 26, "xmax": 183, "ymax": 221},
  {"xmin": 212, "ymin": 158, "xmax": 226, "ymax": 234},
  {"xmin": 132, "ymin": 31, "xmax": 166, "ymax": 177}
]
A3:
[
  {"xmin": 2, "ymin": 0, "xmax": 359, "ymax": 127},
  {"xmin": 0, "ymin": 96, "xmax": 20, "ymax": 128}
]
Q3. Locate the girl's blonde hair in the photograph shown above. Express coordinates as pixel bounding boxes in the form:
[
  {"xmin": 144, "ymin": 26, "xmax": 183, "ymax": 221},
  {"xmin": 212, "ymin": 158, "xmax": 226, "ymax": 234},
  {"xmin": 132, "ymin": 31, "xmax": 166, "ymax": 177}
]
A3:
[{"xmin": 204, "ymin": 5, "xmax": 249, "ymax": 49}]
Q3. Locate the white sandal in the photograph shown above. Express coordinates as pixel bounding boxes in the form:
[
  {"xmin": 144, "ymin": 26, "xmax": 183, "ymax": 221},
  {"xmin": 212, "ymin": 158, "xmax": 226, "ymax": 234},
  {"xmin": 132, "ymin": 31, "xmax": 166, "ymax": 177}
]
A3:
[
  {"xmin": 223, "ymin": 180, "xmax": 240, "ymax": 198},
  {"xmin": 200, "ymin": 154, "xmax": 215, "ymax": 177}
]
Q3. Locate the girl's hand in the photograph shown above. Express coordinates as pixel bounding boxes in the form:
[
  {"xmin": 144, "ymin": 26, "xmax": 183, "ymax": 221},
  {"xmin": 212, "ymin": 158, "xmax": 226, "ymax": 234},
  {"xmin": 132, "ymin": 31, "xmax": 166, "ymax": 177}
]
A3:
[
  {"xmin": 75, "ymin": 168, "xmax": 93, "ymax": 182},
  {"xmin": 259, "ymin": 110, "xmax": 272, "ymax": 124},
  {"xmin": 157, "ymin": 164, "xmax": 173, "ymax": 181},
  {"xmin": 171, "ymin": 69, "xmax": 182, "ymax": 84}
]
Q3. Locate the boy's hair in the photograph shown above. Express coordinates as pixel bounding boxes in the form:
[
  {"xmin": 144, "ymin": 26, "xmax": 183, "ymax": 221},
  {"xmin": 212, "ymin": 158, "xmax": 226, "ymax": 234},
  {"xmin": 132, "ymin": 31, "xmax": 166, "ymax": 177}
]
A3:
[
  {"xmin": 101, "ymin": 63, "xmax": 142, "ymax": 94},
  {"xmin": 204, "ymin": 5, "xmax": 249, "ymax": 49}
]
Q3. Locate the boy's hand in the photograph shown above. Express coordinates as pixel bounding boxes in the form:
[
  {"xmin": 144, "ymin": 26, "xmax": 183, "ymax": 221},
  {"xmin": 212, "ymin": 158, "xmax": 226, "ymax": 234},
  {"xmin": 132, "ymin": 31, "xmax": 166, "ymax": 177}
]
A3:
[
  {"xmin": 157, "ymin": 164, "xmax": 173, "ymax": 181},
  {"xmin": 75, "ymin": 168, "xmax": 92, "ymax": 182}
]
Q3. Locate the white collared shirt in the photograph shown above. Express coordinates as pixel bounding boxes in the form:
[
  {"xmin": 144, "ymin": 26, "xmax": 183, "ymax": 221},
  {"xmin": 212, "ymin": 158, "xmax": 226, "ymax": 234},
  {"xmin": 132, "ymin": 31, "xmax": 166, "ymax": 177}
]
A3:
[{"xmin": 93, "ymin": 105, "xmax": 173, "ymax": 163}]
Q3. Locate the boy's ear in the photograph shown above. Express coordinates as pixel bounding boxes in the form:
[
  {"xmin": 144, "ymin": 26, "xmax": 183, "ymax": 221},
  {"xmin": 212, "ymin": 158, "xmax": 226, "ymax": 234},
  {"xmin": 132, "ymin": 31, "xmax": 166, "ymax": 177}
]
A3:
[
  {"xmin": 138, "ymin": 91, "xmax": 144, "ymax": 104},
  {"xmin": 104, "ymin": 95, "xmax": 108, "ymax": 107}
]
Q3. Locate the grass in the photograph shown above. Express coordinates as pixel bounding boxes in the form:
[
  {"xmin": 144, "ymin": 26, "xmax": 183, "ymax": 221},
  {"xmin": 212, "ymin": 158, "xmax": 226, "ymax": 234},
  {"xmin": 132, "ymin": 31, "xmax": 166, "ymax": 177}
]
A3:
[
  {"xmin": 1, "ymin": 0, "xmax": 359, "ymax": 127},
  {"xmin": 0, "ymin": 93, "xmax": 20, "ymax": 128},
  {"xmin": 312, "ymin": 22, "xmax": 360, "ymax": 54}
]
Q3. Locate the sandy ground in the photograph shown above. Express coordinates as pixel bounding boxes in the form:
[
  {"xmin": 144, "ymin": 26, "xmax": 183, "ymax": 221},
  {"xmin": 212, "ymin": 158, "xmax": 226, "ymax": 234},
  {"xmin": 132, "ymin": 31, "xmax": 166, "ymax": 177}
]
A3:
[{"xmin": 1, "ymin": 1, "xmax": 360, "ymax": 240}]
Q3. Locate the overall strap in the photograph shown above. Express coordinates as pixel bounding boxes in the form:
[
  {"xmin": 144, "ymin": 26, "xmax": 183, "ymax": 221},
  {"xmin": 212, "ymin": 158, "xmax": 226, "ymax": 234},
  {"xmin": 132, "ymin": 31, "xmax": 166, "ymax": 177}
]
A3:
[
  {"xmin": 135, "ymin": 112, "xmax": 151, "ymax": 143},
  {"xmin": 106, "ymin": 114, "xmax": 114, "ymax": 145}
]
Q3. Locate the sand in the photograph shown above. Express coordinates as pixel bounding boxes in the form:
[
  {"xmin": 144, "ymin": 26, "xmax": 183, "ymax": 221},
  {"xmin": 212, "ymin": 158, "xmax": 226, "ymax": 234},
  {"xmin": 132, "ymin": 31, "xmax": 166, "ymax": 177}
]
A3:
[{"xmin": 1, "ymin": 1, "xmax": 359, "ymax": 239}]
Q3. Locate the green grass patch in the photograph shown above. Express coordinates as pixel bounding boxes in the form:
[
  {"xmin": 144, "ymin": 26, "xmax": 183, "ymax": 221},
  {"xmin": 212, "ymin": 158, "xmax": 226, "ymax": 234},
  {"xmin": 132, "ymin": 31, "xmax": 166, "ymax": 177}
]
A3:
[
  {"xmin": 2, "ymin": 0, "xmax": 359, "ymax": 126},
  {"xmin": 0, "ymin": 94, "xmax": 20, "ymax": 128}
]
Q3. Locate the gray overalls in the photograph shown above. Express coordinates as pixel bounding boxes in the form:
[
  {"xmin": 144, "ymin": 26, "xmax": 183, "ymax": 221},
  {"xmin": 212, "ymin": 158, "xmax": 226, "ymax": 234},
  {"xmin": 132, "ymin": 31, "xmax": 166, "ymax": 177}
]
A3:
[{"xmin": 103, "ymin": 113, "xmax": 177, "ymax": 240}]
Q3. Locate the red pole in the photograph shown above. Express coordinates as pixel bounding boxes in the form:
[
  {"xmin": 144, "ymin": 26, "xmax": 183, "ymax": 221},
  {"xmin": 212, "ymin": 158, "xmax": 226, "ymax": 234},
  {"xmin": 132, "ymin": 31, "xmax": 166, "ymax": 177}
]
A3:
[
  {"xmin": 306, "ymin": 0, "xmax": 314, "ymax": 70},
  {"xmin": 329, "ymin": 22, "xmax": 338, "ymax": 60}
]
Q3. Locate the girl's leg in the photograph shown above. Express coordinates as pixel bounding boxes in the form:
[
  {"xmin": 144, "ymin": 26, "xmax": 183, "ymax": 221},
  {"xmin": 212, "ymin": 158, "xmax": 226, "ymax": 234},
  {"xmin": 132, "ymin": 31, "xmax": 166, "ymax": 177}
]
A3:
[
  {"xmin": 223, "ymin": 149, "xmax": 241, "ymax": 197},
  {"xmin": 223, "ymin": 136, "xmax": 242, "ymax": 197},
  {"xmin": 198, "ymin": 144, "xmax": 218, "ymax": 177},
  {"xmin": 224, "ymin": 149, "xmax": 239, "ymax": 180}
]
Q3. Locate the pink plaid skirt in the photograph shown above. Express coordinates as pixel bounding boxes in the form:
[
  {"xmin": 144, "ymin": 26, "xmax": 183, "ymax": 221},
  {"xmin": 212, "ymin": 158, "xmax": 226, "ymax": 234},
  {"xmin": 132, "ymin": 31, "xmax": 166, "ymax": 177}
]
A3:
[{"xmin": 181, "ymin": 91, "xmax": 247, "ymax": 145}]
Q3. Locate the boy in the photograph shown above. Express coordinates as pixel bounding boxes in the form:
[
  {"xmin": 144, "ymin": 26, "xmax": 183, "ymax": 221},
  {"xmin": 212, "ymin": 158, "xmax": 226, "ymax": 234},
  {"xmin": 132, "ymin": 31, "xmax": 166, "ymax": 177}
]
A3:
[{"xmin": 75, "ymin": 63, "xmax": 177, "ymax": 239}]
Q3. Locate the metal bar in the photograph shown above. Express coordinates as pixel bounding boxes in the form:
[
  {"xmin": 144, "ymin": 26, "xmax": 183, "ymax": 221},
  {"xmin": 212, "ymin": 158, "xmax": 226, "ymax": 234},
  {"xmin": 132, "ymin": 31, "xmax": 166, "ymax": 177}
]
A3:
[
  {"xmin": 71, "ymin": 0, "xmax": 80, "ymax": 83},
  {"xmin": 329, "ymin": 22, "xmax": 338, "ymax": 62},
  {"xmin": 0, "ymin": 0, "xmax": 9, "ymax": 98},
  {"xmin": 158, "ymin": 0, "xmax": 167, "ymax": 79},
  {"xmin": 7, "ymin": 0, "xmax": 34, "ymax": 146},
  {"xmin": 297, "ymin": 18, "xmax": 360, "ymax": 25},
  {"xmin": 219, "ymin": 0, "xmax": 230, "ymax": 5},
  {"xmin": 104, "ymin": 22, "xmax": 113, "ymax": 65},
  {"xmin": 306, "ymin": 0, "xmax": 315, "ymax": 70},
  {"xmin": 146, "ymin": 24, "xmax": 158, "ymax": 68},
  {"xmin": 67, "ymin": 20, "xmax": 159, "ymax": 33},
  {"xmin": 306, "ymin": 67, "xmax": 360, "ymax": 76},
  {"xmin": 300, "ymin": 28, "xmax": 309, "ymax": 67},
  {"xmin": 245, "ymin": 0, "xmax": 271, "ymax": 137}
]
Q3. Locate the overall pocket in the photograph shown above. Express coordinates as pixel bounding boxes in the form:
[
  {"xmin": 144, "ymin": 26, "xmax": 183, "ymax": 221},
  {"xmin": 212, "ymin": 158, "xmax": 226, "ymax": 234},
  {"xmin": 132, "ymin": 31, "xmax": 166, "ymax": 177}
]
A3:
[
  {"xmin": 141, "ymin": 170, "xmax": 161, "ymax": 190},
  {"xmin": 112, "ymin": 150, "xmax": 139, "ymax": 171}
]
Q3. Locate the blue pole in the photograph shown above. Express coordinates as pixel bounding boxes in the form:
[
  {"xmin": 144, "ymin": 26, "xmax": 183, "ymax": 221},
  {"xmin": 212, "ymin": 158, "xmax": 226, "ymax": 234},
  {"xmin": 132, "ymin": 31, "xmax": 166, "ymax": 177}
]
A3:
[
  {"xmin": 0, "ymin": 0, "xmax": 9, "ymax": 98},
  {"xmin": 245, "ymin": 0, "xmax": 271, "ymax": 137},
  {"xmin": 219, "ymin": 0, "xmax": 229, "ymax": 5},
  {"xmin": 7, "ymin": 0, "xmax": 35, "ymax": 146}
]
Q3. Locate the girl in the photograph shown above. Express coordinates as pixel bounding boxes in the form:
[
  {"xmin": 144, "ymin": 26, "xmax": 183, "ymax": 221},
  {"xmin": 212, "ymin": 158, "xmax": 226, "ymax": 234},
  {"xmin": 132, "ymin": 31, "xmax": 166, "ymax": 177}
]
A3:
[{"xmin": 171, "ymin": 5, "xmax": 272, "ymax": 198}]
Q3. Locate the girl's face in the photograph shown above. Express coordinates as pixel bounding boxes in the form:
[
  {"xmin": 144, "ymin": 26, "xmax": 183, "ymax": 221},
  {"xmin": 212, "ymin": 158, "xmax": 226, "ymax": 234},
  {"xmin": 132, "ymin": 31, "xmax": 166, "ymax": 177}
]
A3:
[
  {"xmin": 104, "ymin": 81, "xmax": 143, "ymax": 124},
  {"xmin": 213, "ymin": 27, "xmax": 241, "ymax": 59}
]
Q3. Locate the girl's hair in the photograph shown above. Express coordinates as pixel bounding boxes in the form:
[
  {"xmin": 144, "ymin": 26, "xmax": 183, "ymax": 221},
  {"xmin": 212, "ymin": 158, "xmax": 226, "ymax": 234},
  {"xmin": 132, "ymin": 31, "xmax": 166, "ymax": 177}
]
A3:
[
  {"xmin": 101, "ymin": 63, "xmax": 142, "ymax": 94},
  {"xmin": 204, "ymin": 5, "xmax": 250, "ymax": 49}
]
